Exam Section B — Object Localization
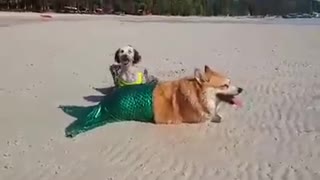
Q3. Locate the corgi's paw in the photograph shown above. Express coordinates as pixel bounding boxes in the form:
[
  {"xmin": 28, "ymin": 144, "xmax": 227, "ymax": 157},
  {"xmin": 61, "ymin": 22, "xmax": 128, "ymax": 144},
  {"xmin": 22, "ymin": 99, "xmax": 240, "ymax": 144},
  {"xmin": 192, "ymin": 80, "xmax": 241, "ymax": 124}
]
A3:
[{"xmin": 211, "ymin": 114, "xmax": 221, "ymax": 123}]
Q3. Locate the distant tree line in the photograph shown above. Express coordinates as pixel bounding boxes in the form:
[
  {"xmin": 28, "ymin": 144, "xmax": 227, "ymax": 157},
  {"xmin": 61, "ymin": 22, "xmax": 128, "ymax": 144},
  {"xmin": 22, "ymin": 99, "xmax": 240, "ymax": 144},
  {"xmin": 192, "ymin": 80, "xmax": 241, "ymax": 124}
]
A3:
[{"xmin": 0, "ymin": 0, "xmax": 319, "ymax": 16}]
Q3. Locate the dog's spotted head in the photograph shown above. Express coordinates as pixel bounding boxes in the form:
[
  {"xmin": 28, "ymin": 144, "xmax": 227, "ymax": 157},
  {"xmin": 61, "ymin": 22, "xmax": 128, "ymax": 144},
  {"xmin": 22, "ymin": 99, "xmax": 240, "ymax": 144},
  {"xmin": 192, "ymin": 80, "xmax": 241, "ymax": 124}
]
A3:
[{"xmin": 114, "ymin": 45, "xmax": 141, "ymax": 67}]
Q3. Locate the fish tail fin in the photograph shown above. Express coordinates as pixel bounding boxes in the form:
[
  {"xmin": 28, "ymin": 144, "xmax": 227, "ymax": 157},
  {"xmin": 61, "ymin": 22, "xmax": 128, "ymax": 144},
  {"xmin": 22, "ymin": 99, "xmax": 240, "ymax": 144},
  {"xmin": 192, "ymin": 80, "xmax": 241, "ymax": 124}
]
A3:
[{"xmin": 60, "ymin": 104, "xmax": 115, "ymax": 138}]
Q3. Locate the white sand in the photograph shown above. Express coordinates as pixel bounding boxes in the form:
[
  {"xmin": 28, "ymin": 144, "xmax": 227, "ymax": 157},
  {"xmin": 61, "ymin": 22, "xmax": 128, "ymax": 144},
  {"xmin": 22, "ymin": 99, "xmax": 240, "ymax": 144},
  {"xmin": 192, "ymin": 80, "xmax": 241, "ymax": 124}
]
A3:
[{"xmin": 1, "ymin": 12, "xmax": 320, "ymax": 180}]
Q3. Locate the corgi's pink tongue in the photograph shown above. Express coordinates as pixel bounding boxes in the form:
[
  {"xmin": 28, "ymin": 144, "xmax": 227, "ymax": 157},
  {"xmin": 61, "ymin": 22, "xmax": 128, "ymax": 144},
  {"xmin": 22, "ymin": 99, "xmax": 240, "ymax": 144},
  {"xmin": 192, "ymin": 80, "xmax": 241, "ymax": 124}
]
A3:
[{"xmin": 232, "ymin": 97, "xmax": 243, "ymax": 108}]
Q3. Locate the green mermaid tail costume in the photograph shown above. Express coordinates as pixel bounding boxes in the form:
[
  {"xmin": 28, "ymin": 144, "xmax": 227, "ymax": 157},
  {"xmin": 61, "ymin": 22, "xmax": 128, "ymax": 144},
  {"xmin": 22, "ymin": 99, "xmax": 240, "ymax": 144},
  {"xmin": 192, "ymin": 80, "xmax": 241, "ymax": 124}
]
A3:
[{"xmin": 60, "ymin": 83, "xmax": 156, "ymax": 138}]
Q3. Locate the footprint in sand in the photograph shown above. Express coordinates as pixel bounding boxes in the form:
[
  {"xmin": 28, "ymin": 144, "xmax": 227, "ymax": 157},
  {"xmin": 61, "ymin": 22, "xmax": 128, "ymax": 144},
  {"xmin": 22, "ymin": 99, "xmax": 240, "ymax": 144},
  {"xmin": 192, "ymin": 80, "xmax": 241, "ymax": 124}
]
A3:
[{"xmin": 307, "ymin": 95, "xmax": 320, "ymax": 111}]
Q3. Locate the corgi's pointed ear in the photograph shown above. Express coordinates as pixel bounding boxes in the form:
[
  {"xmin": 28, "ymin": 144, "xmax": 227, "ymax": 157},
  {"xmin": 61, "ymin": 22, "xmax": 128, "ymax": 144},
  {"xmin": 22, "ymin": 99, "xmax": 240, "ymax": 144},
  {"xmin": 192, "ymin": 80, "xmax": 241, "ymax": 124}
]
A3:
[
  {"xmin": 194, "ymin": 68, "xmax": 206, "ymax": 84},
  {"xmin": 204, "ymin": 65, "xmax": 212, "ymax": 73}
]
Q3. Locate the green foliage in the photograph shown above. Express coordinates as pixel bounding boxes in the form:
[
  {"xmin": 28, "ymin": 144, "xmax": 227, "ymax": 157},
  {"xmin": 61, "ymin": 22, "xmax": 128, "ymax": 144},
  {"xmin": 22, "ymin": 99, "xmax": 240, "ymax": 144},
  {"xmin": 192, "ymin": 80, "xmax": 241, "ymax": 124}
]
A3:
[{"xmin": 3, "ymin": 0, "xmax": 317, "ymax": 16}]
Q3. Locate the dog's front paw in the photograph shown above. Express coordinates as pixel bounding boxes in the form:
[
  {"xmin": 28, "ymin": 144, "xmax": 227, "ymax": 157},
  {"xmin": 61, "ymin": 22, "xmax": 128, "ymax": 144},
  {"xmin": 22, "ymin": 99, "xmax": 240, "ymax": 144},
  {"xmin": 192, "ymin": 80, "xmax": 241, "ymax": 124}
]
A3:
[
  {"xmin": 151, "ymin": 75, "xmax": 159, "ymax": 82},
  {"xmin": 109, "ymin": 64, "xmax": 120, "ymax": 74},
  {"xmin": 109, "ymin": 64, "xmax": 121, "ymax": 85},
  {"xmin": 211, "ymin": 114, "xmax": 221, "ymax": 123}
]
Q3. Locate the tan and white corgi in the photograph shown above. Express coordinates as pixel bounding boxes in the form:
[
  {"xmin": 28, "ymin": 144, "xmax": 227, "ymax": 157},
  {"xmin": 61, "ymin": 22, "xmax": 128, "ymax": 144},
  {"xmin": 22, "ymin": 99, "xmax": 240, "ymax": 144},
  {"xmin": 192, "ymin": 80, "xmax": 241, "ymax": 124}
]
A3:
[
  {"xmin": 153, "ymin": 65, "xmax": 243, "ymax": 124},
  {"xmin": 62, "ymin": 65, "xmax": 244, "ymax": 137}
]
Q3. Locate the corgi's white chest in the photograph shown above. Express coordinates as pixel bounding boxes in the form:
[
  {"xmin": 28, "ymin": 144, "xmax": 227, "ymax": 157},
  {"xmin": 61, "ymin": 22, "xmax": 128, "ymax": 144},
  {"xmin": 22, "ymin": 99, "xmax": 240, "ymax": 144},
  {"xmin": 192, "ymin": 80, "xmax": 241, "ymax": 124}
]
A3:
[{"xmin": 204, "ymin": 89, "xmax": 218, "ymax": 115}]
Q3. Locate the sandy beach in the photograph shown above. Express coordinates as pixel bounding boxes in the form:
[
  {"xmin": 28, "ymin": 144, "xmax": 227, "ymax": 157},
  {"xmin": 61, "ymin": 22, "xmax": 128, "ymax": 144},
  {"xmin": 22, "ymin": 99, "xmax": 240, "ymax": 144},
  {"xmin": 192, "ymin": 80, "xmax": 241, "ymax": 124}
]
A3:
[{"xmin": 0, "ymin": 12, "xmax": 320, "ymax": 180}]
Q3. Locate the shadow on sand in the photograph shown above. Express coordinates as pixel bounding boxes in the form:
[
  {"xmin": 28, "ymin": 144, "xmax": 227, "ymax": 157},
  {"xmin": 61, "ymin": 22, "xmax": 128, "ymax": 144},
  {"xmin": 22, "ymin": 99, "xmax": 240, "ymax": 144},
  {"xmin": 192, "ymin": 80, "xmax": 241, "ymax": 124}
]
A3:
[
  {"xmin": 58, "ymin": 85, "xmax": 116, "ymax": 138},
  {"xmin": 82, "ymin": 86, "xmax": 116, "ymax": 103}
]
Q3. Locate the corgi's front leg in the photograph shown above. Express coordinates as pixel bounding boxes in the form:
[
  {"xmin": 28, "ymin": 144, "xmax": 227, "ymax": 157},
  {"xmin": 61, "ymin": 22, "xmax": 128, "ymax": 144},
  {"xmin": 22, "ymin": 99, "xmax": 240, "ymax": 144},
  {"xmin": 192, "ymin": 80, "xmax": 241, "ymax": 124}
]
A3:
[
  {"xmin": 211, "ymin": 114, "xmax": 221, "ymax": 123},
  {"xmin": 211, "ymin": 110, "xmax": 222, "ymax": 123},
  {"xmin": 207, "ymin": 104, "xmax": 221, "ymax": 123}
]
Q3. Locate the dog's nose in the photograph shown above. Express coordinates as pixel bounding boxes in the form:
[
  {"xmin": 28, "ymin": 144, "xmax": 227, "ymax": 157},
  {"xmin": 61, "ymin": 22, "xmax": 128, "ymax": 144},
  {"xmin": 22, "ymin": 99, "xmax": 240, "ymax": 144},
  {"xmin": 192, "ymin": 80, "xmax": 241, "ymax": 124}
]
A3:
[
  {"xmin": 237, "ymin": 87, "xmax": 243, "ymax": 93},
  {"xmin": 121, "ymin": 55, "xmax": 129, "ymax": 62}
]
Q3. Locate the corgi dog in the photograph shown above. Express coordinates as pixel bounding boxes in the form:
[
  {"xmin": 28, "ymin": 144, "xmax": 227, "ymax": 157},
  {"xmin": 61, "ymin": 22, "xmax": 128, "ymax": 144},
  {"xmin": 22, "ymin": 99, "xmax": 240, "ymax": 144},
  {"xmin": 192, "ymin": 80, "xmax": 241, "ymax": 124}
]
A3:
[
  {"xmin": 62, "ymin": 65, "xmax": 244, "ymax": 137},
  {"xmin": 153, "ymin": 65, "xmax": 243, "ymax": 124}
]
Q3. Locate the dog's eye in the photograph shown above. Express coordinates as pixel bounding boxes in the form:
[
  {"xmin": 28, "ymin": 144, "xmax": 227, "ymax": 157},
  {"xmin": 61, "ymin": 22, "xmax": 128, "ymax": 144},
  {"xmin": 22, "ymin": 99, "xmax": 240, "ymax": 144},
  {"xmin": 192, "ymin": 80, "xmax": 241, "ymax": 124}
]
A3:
[
  {"xmin": 120, "ymin": 50, "xmax": 124, "ymax": 53},
  {"xmin": 222, "ymin": 84, "xmax": 229, "ymax": 88},
  {"xmin": 128, "ymin": 50, "xmax": 132, "ymax": 54}
]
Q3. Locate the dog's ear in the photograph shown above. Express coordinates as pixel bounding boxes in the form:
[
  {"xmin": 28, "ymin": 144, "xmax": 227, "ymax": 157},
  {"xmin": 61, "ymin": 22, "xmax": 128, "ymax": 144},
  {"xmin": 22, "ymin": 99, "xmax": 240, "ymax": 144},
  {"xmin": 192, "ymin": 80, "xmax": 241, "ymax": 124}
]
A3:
[
  {"xmin": 204, "ymin": 65, "xmax": 213, "ymax": 73},
  {"xmin": 194, "ymin": 68, "xmax": 207, "ymax": 84},
  {"xmin": 133, "ymin": 49, "xmax": 141, "ymax": 64},
  {"xmin": 114, "ymin": 48, "xmax": 120, "ymax": 63}
]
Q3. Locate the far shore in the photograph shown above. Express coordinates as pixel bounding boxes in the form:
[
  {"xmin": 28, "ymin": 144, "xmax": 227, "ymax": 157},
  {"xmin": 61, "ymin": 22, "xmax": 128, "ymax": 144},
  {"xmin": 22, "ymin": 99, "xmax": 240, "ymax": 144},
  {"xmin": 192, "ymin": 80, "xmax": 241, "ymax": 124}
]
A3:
[
  {"xmin": 1, "ymin": 11, "xmax": 320, "ymax": 27},
  {"xmin": 1, "ymin": 9, "xmax": 320, "ymax": 180}
]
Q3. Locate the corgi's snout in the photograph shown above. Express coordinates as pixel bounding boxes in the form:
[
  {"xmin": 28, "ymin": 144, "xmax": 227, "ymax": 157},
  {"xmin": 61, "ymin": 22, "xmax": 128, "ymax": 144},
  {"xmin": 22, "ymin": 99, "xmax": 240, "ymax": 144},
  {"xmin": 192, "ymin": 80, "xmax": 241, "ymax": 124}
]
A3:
[{"xmin": 237, "ymin": 87, "xmax": 243, "ymax": 94}]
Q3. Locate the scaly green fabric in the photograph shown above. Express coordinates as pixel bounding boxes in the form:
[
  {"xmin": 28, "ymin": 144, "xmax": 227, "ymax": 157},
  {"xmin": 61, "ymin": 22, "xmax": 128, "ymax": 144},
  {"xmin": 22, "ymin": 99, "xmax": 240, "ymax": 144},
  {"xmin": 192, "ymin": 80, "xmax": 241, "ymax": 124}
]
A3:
[{"xmin": 60, "ymin": 83, "xmax": 156, "ymax": 138}]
